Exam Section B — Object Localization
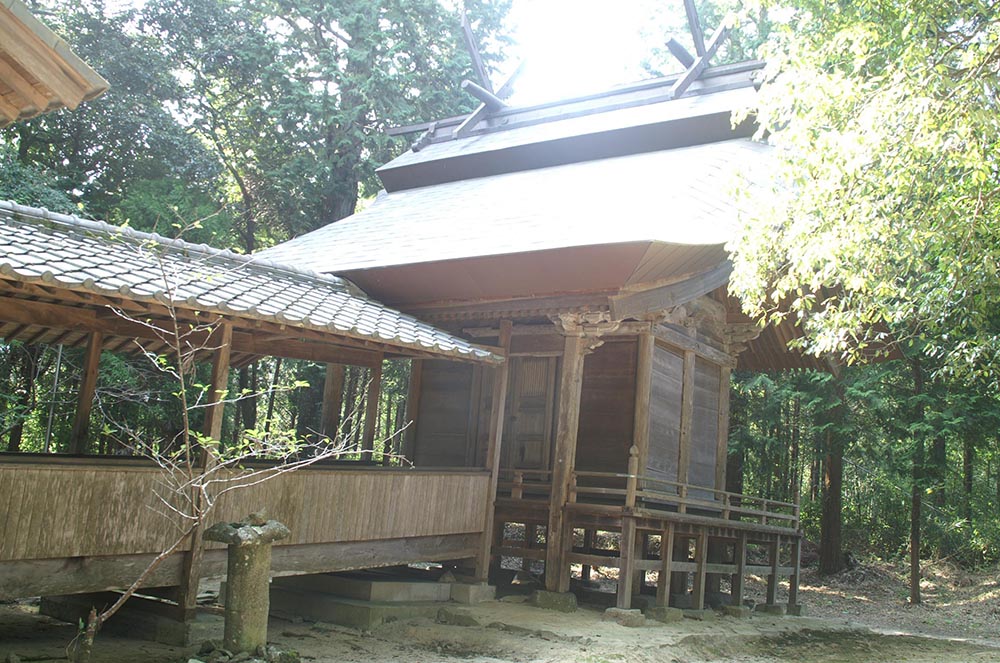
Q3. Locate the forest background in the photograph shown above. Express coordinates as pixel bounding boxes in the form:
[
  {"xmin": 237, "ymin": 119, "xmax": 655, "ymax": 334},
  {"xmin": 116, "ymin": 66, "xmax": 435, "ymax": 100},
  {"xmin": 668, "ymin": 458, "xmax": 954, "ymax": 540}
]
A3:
[{"xmin": 1, "ymin": 0, "xmax": 998, "ymax": 595}]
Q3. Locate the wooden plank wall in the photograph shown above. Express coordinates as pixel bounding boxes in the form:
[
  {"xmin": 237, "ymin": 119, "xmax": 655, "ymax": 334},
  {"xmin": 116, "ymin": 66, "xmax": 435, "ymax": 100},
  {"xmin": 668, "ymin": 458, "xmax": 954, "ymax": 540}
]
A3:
[
  {"xmin": 689, "ymin": 357, "xmax": 722, "ymax": 493},
  {"xmin": 0, "ymin": 462, "xmax": 489, "ymax": 562},
  {"xmin": 575, "ymin": 338, "xmax": 637, "ymax": 474},
  {"xmin": 413, "ymin": 360, "xmax": 477, "ymax": 466},
  {"xmin": 501, "ymin": 356, "xmax": 557, "ymax": 470},
  {"xmin": 648, "ymin": 343, "xmax": 683, "ymax": 481}
]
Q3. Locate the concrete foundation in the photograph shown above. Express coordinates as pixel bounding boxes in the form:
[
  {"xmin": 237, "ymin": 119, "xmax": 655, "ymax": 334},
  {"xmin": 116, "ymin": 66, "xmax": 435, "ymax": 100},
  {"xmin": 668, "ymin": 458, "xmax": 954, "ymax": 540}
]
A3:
[
  {"xmin": 787, "ymin": 604, "xmax": 807, "ymax": 617},
  {"xmin": 450, "ymin": 582, "xmax": 496, "ymax": 604},
  {"xmin": 755, "ymin": 604, "xmax": 787, "ymax": 616},
  {"xmin": 270, "ymin": 585, "xmax": 442, "ymax": 629}
]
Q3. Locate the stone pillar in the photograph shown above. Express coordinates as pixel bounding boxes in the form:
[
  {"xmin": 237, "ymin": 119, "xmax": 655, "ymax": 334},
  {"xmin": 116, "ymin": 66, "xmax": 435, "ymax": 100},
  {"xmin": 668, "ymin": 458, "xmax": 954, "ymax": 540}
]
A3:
[{"xmin": 205, "ymin": 512, "xmax": 290, "ymax": 654}]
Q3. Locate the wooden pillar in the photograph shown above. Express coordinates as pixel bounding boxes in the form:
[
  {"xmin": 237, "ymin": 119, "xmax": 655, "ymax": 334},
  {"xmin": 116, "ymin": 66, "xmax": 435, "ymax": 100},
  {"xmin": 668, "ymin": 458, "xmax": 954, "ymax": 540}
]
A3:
[
  {"xmin": 632, "ymin": 531, "xmax": 647, "ymax": 596},
  {"xmin": 361, "ymin": 356, "xmax": 383, "ymax": 459},
  {"xmin": 69, "ymin": 331, "xmax": 103, "ymax": 454},
  {"xmin": 523, "ymin": 523, "xmax": 536, "ymax": 571},
  {"xmin": 179, "ymin": 321, "xmax": 233, "ymax": 619},
  {"xmin": 692, "ymin": 529, "xmax": 708, "ymax": 610},
  {"xmin": 677, "ymin": 350, "xmax": 696, "ymax": 486},
  {"xmin": 766, "ymin": 535, "xmax": 781, "ymax": 605},
  {"xmin": 789, "ymin": 535, "xmax": 802, "ymax": 607},
  {"xmin": 320, "ymin": 363, "xmax": 345, "ymax": 441},
  {"xmin": 656, "ymin": 524, "xmax": 675, "ymax": 606},
  {"xmin": 544, "ymin": 333, "xmax": 588, "ymax": 593},
  {"xmin": 402, "ymin": 359, "xmax": 423, "ymax": 460},
  {"xmin": 474, "ymin": 320, "xmax": 512, "ymax": 581},
  {"xmin": 732, "ymin": 532, "xmax": 747, "ymax": 606},
  {"xmin": 616, "ymin": 518, "xmax": 637, "ymax": 609},
  {"xmin": 633, "ymin": 331, "xmax": 654, "ymax": 471},
  {"xmin": 715, "ymin": 364, "xmax": 732, "ymax": 491},
  {"xmin": 581, "ymin": 529, "xmax": 593, "ymax": 581}
]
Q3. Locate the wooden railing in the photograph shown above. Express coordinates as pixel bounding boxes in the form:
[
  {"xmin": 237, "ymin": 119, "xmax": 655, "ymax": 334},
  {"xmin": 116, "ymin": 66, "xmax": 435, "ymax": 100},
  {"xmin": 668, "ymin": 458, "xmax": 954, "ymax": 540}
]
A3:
[
  {"xmin": 496, "ymin": 468, "xmax": 553, "ymax": 503},
  {"xmin": 494, "ymin": 452, "xmax": 798, "ymax": 531}
]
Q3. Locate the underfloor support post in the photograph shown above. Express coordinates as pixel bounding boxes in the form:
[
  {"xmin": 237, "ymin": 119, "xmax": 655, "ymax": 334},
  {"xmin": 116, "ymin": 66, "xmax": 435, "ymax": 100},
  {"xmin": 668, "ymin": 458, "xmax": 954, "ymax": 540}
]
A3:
[{"xmin": 617, "ymin": 518, "xmax": 637, "ymax": 609}]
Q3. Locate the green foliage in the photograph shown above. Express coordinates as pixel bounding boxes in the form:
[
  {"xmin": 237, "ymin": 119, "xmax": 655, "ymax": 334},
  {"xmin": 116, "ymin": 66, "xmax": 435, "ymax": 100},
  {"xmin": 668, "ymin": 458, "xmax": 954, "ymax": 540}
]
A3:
[
  {"xmin": 730, "ymin": 1, "xmax": 1000, "ymax": 379},
  {"xmin": 0, "ymin": 146, "xmax": 77, "ymax": 213}
]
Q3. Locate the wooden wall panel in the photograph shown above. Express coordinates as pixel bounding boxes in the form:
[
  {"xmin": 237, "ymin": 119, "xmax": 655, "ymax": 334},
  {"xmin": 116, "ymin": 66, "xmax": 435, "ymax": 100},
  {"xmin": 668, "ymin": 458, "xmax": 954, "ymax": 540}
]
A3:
[
  {"xmin": 575, "ymin": 338, "xmax": 637, "ymax": 474},
  {"xmin": 648, "ymin": 344, "xmax": 683, "ymax": 481},
  {"xmin": 413, "ymin": 360, "xmax": 476, "ymax": 467},
  {"xmin": 0, "ymin": 462, "xmax": 489, "ymax": 562},
  {"xmin": 689, "ymin": 357, "xmax": 721, "ymax": 491},
  {"xmin": 501, "ymin": 356, "xmax": 557, "ymax": 470}
]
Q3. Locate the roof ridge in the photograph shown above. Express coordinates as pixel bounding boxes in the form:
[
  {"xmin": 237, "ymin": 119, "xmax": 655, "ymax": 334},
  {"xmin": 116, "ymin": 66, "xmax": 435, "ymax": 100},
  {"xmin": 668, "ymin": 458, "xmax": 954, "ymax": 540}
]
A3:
[{"xmin": 0, "ymin": 200, "xmax": 370, "ymax": 299}]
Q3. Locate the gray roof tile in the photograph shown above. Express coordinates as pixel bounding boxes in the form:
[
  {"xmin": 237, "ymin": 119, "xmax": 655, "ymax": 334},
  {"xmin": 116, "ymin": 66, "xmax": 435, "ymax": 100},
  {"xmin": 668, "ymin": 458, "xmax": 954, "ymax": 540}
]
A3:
[{"xmin": 0, "ymin": 201, "xmax": 497, "ymax": 363}]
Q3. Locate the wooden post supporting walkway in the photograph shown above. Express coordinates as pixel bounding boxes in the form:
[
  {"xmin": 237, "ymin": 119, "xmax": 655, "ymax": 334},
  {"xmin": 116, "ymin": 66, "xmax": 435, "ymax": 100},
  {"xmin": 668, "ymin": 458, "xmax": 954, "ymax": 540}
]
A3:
[
  {"xmin": 178, "ymin": 321, "xmax": 232, "ymax": 620},
  {"xmin": 69, "ymin": 331, "xmax": 103, "ymax": 454},
  {"xmin": 475, "ymin": 320, "xmax": 512, "ymax": 581},
  {"xmin": 544, "ymin": 333, "xmax": 588, "ymax": 593}
]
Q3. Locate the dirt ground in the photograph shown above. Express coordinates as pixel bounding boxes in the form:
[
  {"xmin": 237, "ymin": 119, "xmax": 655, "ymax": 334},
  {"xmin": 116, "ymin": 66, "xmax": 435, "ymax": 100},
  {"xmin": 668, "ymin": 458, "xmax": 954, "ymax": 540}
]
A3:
[{"xmin": 2, "ymin": 560, "xmax": 999, "ymax": 663}]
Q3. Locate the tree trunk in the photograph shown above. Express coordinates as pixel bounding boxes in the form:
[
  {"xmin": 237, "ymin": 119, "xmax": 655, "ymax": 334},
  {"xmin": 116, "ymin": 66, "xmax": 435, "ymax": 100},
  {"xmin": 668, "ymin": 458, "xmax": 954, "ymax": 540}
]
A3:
[
  {"xmin": 909, "ymin": 358, "xmax": 925, "ymax": 604},
  {"xmin": 819, "ymin": 428, "xmax": 844, "ymax": 575},
  {"xmin": 962, "ymin": 437, "xmax": 974, "ymax": 524},
  {"xmin": 819, "ymin": 380, "xmax": 846, "ymax": 576}
]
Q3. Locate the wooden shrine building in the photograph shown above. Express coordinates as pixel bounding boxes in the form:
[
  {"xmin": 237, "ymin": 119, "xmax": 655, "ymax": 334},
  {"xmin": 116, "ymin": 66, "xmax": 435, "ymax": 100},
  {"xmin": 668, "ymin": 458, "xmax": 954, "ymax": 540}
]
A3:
[{"xmin": 259, "ymin": 60, "xmax": 822, "ymax": 611}]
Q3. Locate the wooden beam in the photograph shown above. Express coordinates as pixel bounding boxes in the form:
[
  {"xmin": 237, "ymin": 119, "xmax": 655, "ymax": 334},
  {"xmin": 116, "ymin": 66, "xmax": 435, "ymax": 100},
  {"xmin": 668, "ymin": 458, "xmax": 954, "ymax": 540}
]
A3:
[
  {"xmin": 671, "ymin": 21, "xmax": 730, "ymax": 99},
  {"xmin": 0, "ymin": 58, "xmax": 50, "ymax": 110},
  {"xmin": 460, "ymin": 10, "xmax": 492, "ymax": 92},
  {"xmin": 732, "ymin": 531, "xmax": 747, "ymax": 605},
  {"xmin": 475, "ymin": 319, "xmax": 512, "ymax": 580},
  {"xmin": 361, "ymin": 357, "xmax": 384, "ymax": 458},
  {"xmin": 178, "ymin": 321, "xmax": 232, "ymax": 619},
  {"xmin": 677, "ymin": 350, "xmax": 696, "ymax": 486},
  {"xmin": 0, "ymin": 7, "xmax": 84, "ymax": 108},
  {"xmin": 715, "ymin": 364, "xmax": 732, "ymax": 491},
  {"xmin": 451, "ymin": 61, "xmax": 526, "ymax": 139},
  {"xmin": 654, "ymin": 323, "xmax": 733, "ymax": 367},
  {"xmin": 789, "ymin": 536, "xmax": 801, "ymax": 607},
  {"xmin": 656, "ymin": 524, "xmax": 675, "ymax": 607},
  {"xmin": 321, "ymin": 364, "xmax": 345, "ymax": 440},
  {"xmin": 69, "ymin": 331, "xmax": 103, "ymax": 454},
  {"xmin": 692, "ymin": 530, "xmax": 708, "ymax": 610},
  {"xmin": 610, "ymin": 261, "xmax": 732, "ymax": 320},
  {"xmin": 616, "ymin": 518, "xmax": 637, "ymax": 609},
  {"xmin": 545, "ymin": 334, "xmax": 588, "ymax": 593},
  {"xmin": 0, "ymin": 294, "xmax": 386, "ymax": 367},
  {"xmin": 766, "ymin": 536, "xmax": 781, "ymax": 605},
  {"xmin": 683, "ymin": 0, "xmax": 707, "ymax": 56},
  {"xmin": 0, "ymin": 93, "xmax": 21, "ymax": 123},
  {"xmin": 633, "ymin": 332, "xmax": 655, "ymax": 472}
]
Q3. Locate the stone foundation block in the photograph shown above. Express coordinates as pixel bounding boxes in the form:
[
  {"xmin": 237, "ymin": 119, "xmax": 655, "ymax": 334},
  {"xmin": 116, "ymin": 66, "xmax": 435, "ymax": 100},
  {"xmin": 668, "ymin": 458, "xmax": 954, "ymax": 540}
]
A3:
[
  {"xmin": 601, "ymin": 608, "xmax": 646, "ymax": 627},
  {"xmin": 644, "ymin": 606, "xmax": 683, "ymax": 623},
  {"xmin": 436, "ymin": 607, "xmax": 481, "ymax": 627},
  {"xmin": 754, "ymin": 604, "xmax": 787, "ymax": 616},
  {"xmin": 682, "ymin": 609, "xmax": 716, "ymax": 621},
  {"xmin": 529, "ymin": 590, "xmax": 577, "ymax": 612},
  {"xmin": 787, "ymin": 604, "xmax": 807, "ymax": 617},
  {"xmin": 450, "ymin": 582, "xmax": 495, "ymax": 605},
  {"xmin": 723, "ymin": 605, "xmax": 752, "ymax": 619}
]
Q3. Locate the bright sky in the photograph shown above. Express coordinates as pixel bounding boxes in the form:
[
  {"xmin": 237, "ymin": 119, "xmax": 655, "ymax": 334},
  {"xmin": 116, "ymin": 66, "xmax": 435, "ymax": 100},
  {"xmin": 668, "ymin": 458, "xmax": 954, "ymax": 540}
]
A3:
[{"xmin": 505, "ymin": 0, "xmax": 676, "ymax": 104}]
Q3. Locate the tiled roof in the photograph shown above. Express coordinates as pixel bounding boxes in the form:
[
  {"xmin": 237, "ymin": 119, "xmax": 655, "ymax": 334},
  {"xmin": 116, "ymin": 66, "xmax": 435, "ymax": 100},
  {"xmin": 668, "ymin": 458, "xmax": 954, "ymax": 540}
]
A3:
[
  {"xmin": 0, "ymin": 201, "xmax": 497, "ymax": 363},
  {"xmin": 258, "ymin": 138, "xmax": 772, "ymax": 274}
]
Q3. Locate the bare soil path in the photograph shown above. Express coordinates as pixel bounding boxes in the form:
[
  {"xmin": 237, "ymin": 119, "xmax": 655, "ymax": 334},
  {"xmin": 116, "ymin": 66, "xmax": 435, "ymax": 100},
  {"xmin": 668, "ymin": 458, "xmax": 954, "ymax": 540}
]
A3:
[{"xmin": 2, "ymin": 561, "xmax": 998, "ymax": 663}]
